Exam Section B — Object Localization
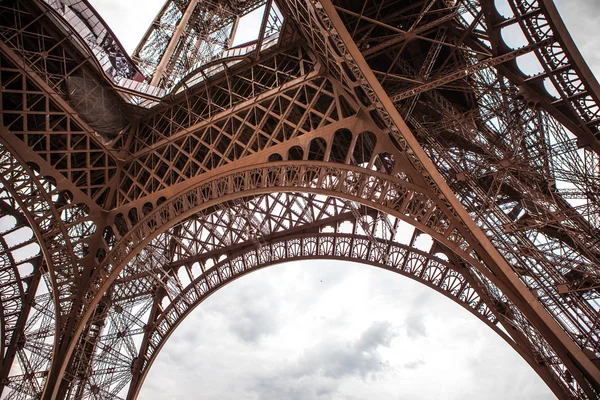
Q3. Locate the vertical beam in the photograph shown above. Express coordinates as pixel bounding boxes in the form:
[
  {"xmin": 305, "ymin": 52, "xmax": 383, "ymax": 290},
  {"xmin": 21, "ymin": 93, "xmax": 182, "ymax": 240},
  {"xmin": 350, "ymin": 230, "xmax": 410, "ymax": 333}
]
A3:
[
  {"xmin": 126, "ymin": 289, "xmax": 165, "ymax": 400},
  {"xmin": 228, "ymin": 15, "xmax": 241, "ymax": 48},
  {"xmin": 0, "ymin": 259, "xmax": 42, "ymax": 393},
  {"xmin": 254, "ymin": 0, "xmax": 274, "ymax": 57},
  {"xmin": 151, "ymin": 0, "xmax": 200, "ymax": 86}
]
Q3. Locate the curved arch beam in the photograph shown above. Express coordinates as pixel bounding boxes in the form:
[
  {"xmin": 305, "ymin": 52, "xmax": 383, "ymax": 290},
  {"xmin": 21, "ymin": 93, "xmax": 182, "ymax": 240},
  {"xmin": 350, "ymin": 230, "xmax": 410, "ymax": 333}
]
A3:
[
  {"xmin": 47, "ymin": 162, "xmax": 487, "ymax": 398},
  {"xmin": 171, "ymin": 41, "xmax": 273, "ymax": 94},
  {"xmin": 52, "ymin": 162, "xmax": 585, "ymax": 398},
  {"xmin": 95, "ymin": 162, "xmax": 481, "ymax": 307},
  {"xmin": 0, "ymin": 201, "xmax": 40, "ymax": 355},
  {"xmin": 127, "ymin": 232, "xmax": 565, "ymax": 399}
]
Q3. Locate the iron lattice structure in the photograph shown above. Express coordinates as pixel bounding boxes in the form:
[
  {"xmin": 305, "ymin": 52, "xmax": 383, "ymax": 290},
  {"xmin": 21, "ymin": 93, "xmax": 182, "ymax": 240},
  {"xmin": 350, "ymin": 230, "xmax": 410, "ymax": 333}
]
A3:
[{"xmin": 1, "ymin": 0, "xmax": 600, "ymax": 398}]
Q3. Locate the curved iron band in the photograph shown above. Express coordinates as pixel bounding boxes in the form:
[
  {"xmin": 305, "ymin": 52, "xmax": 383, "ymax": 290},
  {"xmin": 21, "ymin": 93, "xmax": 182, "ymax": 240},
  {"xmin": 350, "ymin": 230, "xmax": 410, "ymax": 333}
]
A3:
[
  {"xmin": 0, "ymin": 202, "xmax": 32, "ymax": 352},
  {"xmin": 96, "ymin": 162, "xmax": 484, "ymax": 300},
  {"xmin": 171, "ymin": 34, "xmax": 282, "ymax": 94},
  {"xmin": 538, "ymin": 0, "xmax": 600, "ymax": 101},
  {"xmin": 126, "ymin": 232, "xmax": 563, "ymax": 399},
  {"xmin": 109, "ymin": 193, "xmax": 364, "ymax": 301},
  {"xmin": 0, "ymin": 144, "xmax": 66, "ymax": 317},
  {"xmin": 487, "ymin": 0, "xmax": 600, "ymax": 151},
  {"xmin": 48, "ymin": 161, "xmax": 577, "ymax": 397},
  {"xmin": 172, "ymin": 52, "xmax": 259, "ymax": 95}
]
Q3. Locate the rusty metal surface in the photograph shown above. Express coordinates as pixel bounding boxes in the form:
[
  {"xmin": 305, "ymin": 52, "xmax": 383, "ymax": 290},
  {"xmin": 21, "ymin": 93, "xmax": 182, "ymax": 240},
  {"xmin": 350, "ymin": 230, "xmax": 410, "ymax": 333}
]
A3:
[{"xmin": 1, "ymin": 0, "xmax": 600, "ymax": 398}]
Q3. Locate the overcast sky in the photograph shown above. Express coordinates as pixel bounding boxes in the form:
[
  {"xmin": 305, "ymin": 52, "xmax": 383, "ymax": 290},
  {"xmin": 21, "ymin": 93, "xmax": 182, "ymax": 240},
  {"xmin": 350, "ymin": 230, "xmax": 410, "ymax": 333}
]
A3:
[{"xmin": 85, "ymin": 1, "xmax": 600, "ymax": 399}]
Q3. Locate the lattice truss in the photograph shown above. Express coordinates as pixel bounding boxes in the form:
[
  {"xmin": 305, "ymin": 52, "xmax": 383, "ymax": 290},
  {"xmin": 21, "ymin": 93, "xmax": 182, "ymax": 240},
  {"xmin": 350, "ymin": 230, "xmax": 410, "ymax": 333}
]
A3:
[{"xmin": 1, "ymin": 0, "xmax": 600, "ymax": 399}]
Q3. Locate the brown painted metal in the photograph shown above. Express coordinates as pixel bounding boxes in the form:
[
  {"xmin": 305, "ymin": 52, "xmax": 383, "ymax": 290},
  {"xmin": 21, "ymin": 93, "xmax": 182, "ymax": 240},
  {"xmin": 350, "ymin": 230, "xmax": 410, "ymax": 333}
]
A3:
[
  {"xmin": 1, "ymin": 0, "xmax": 600, "ymax": 398},
  {"xmin": 149, "ymin": 0, "xmax": 200, "ymax": 86}
]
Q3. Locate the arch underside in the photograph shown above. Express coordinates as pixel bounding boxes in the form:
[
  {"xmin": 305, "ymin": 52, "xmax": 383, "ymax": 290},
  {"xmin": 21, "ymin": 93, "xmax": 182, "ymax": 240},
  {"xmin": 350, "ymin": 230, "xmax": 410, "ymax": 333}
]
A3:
[
  {"xmin": 1, "ymin": 0, "xmax": 600, "ymax": 399},
  {"xmin": 128, "ymin": 233, "xmax": 547, "ymax": 399},
  {"xmin": 56, "ymin": 188, "xmax": 567, "ymax": 400}
]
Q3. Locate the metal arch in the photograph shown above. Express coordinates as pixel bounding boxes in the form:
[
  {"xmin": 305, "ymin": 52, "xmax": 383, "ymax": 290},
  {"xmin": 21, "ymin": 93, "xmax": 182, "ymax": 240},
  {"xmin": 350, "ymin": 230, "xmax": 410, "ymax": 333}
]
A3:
[
  {"xmin": 281, "ymin": 0, "xmax": 600, "ymax": 395},
  {"xmin": 71, "ymin": 187, "xmax": 570, "ymax": 399},
  {"xmin": 127, "ymin": 233, "xmax": 561, "ymax": 400},
  {"xmin": 0, "ymin": 208, "xmax": 39, "ymax": 350},
  {"xmin": 77, "ymin": 187, "xmax": 588, "ymax": 399},
  {"xmin": 95, "ymin": 162, "xmax": 478, "ymax": 298},
  {"xmin": 49, "ymin": 160, "xmax": 591, "ymax": 398},
  {"xmin": 169, "ymin": 35, "xmax": 283, "ymax": 95},
  {"xmin": 44, "ymin": 162, "xmax": 474, "ymax": 395}
]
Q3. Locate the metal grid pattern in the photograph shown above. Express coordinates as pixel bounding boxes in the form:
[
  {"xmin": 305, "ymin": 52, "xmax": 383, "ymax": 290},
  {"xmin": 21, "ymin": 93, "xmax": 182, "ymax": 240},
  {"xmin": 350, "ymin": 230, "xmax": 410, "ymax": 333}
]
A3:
[{"xmin": 1, "ymin": 0, "xmax": 600, "ymax": 399}]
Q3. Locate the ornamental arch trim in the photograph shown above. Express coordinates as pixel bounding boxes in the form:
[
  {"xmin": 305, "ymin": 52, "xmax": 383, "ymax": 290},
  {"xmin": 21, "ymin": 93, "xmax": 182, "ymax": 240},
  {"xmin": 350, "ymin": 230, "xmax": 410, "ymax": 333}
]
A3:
[
  {"xmin": 126, "ymin": 232, "xmax": 559, "ymax": 400},
  {"xmin": 56, "ymin": 162, "xmax": 578, "ymax": 398},
  {"xmin": 94, "ymin": 162, "xmax": 487, "ymax": 308}
]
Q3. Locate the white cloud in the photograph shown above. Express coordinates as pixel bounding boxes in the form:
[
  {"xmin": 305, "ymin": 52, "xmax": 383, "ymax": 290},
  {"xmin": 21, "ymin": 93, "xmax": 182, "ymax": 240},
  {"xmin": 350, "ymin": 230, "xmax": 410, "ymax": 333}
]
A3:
[
  {"xmin": 140, "ymin": 261, "xmax": 553, "ymax": 400},
  {"xmin": 404, "ymin": 311, "xmax": 427, "ymax": 340},
  {"xmin": 554, "ymin": 0, "xmax": 600, "ymax": 76},
  {"xmin": 89, "ymin": 0, "xmax": 165, "ymax": 53}
]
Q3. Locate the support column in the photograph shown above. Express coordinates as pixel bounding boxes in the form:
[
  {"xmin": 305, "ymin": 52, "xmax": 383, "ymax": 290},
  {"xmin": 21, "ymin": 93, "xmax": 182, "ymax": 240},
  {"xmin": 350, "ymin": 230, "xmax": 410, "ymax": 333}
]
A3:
[{"xmin": 151, "ymin": 0, "xmax": 200, "ymax": 86}]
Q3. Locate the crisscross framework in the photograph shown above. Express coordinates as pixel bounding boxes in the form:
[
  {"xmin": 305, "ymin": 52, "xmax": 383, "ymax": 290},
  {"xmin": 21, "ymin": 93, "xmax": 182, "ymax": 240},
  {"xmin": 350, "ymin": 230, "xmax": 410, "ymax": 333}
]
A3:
[{"xmin": 1, "ymin": 0, "xmax": 600, "ymax": 398}]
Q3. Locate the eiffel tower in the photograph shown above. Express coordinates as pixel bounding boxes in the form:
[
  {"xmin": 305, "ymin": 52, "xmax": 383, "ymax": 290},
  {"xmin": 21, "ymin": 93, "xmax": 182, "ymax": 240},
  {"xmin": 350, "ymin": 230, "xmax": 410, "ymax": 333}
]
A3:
[{"xmin": 1, "ymin": 0, "xmax": 600, "ymax": 398}]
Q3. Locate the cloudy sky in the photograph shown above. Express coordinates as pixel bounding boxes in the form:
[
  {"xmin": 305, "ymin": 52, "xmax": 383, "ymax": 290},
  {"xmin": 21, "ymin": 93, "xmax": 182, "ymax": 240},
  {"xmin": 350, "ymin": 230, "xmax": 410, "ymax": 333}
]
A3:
[{"xmin": 85, "ymin": 1, "xmax": 600, "ymax": 399}]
